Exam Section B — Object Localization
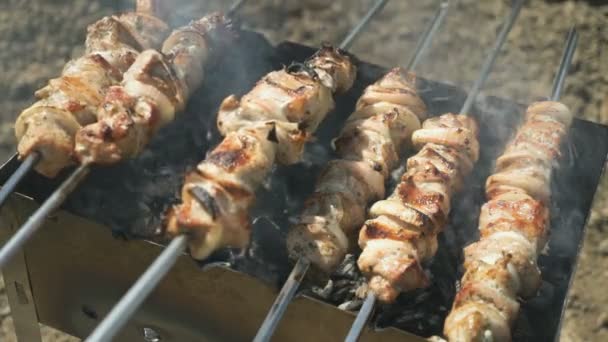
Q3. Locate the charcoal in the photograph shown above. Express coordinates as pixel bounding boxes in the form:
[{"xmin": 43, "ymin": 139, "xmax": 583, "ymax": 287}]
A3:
[
  {"xmin": 310, "ymin": 279, "xmax": 334, "ymax": 300},
  {"xmin": 338, "ymin": 299, "xmax": 362, "ymax": 311}
]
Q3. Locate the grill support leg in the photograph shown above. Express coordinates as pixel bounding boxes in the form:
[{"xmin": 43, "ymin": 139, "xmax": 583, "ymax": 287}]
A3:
[{"xmin": 0, "ymin": 200, "xmax": 42, "ymax": 342}]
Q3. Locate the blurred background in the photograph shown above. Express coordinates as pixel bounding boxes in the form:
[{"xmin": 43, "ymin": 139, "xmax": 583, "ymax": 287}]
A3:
[{"xmin": 0, "ymin": 0, "xmax": 606, "ymax": 340}]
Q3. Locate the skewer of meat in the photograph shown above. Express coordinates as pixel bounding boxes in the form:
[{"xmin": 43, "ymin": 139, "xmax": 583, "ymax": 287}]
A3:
[
  {"xmin": 286, "ymin": 67, "xmax": 427, "ymax": 273},
  {"xmin": 82, "ymin": 9, "xmax": 246, "ymax": 342},
  {"xmin": 0, "ymin": 1, "xmax": 169, "ymax": 220},
  {"xmin": 345, "ymin": 2, "xmax": 523, "ymax": 341},
  {"xmin": 165, "ymin": 45, "xmax": 356, "ymax": 259},
  {"xmin": 14, "ymin": 1, "xmax": 169, "ymax": 178},
  {"xmin": 0, "ymin": 10, "xmax": 238, "ymax": 271},
  {"xmin": 443, "ymin": 28, "xmax": 577, "ymax": 342},
  {"xmin": 254, "ymin": 4, "xmax": 450, "ymax": 341},
  {"xmin": 357, "ymin": 113, "xmax": 479, "ymax": 301},
  {"xmin": 88, "ymin": 2, "xmax": 388, "ymax": 341}
]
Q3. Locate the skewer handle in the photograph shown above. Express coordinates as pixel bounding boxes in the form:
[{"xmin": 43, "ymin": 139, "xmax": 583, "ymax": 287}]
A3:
[
  {"xmin": 339, "ymin": 0, "xmax": 390, "ymax": 50},
  {"xmin": 253, "ymin": 257, "xmax": 311, "ymax": 342},
  {"xmin": 86, "ymin": 235, "xmax": 188, "ymax": 342},
  {"xmin": 550, "ymin": 27, "xmax": 578, "ymax": 101},
  {"xmin": 0, "ymin": 152, "xmax": 40, "ymax": 210},
  {"xmin": 459, "ymin": 0, "xmax": 524, "ymax": 115},
  {"xmin": 344, "ymin": 292, "xmax": 377, "ymax": 342},
  {"xmin": 0, "ymin": 163, "xmax": 89, "ymax": 269}
]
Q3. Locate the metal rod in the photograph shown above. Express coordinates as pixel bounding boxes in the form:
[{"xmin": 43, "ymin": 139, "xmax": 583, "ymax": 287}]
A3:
[
  {"xmin": 0, "ymin": 163, "xmax": 89, "ymax": 268},
  {"xmin": 252, "ymin": 2, "xmax": 450, "ymax": 341},
  {"xmin": 253, "ymin": 257, "xmax": 311, "ymax": 342},
  {"xmin": 86, "ymin": 236, "xmax": 188, "ymax": 342},
  {"xmin": 405, "ymin": 0, "xmax": 450, "ymax": 71},
  {"xmin": 339, "ymin": 0, "xmax": 390, "ymax": 50},
  {"xmin": 551, "ymin": 27, "xmax": 578, "ymax": 101},
  {"xmin": 0, "ymin": 152, "xmax": 40, "ymax": 210},
  {"xmin": 227, "ymin": 0, "xmax": 247, "ymax": 17},
  {"xmin": 344, "ymin": 292, "xmax": 377, "ymax": 342},
  {"xmin": 459, "ymin": 0, "xmax": 524, "ymax": 115}
]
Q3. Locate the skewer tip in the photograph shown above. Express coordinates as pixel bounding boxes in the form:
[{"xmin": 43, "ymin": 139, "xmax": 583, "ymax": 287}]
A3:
[
  {"xmin": 405, "ymin": 0, "xmax": 450, "ymax": 71},
  {"xmin": 550, "ymin": 26, "xmax": 578, "ymax": 101},
  {"xmin": 338, "ymin": 0, "xmax": 390, "ymax": 50},
  {"xmin": 459, "ymin": 0, "xmax": 523, "ymax": 115}
]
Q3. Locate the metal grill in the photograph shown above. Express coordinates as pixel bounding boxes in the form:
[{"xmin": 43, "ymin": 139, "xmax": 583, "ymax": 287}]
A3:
[{"xmin": 0, "ymin": 1, "xmax": 606, "ymax": 341}]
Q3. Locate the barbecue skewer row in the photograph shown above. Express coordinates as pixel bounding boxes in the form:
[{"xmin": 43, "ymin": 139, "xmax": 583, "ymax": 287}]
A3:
[
  {"xmin": 0, "ymin": 0, "xmax": 169, "ymax": 262},
  {"xmin": 85, "ymin": 1, "xmax": 389, "ymax": 341},
  {"xmin": 0, "ymin": 7, "xmax": 241, "ymax": 270},
  {"xmin": 443, "ymin": 27, "xmax": 578, "ymax": 342},
  {"xmin": 345, "ymin": 1, "xmax": 524, "ymax": 341},
  {"xmin": 0, "ymin": 2, "xmax": 170, "ymax": 212},
  {"xmin": 164, "ymin": 0, "xmax": 394, "ymax": 260},
  {"xmin": 253, "ymin": 3, "xmax": 450, "ymax": 342},
  {"xmin": 9, "ymin": 1, "xmax": 169, "ymax": 181}
]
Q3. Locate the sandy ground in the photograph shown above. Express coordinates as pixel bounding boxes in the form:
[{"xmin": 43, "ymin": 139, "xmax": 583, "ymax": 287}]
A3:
[{"xmin": 0, "ymin": 0, "xmax": 607, "ymax": 340}]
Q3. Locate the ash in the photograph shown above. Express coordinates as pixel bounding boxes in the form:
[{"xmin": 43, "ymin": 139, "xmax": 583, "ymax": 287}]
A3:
[{"xmin": 16, "ymin": 37, "xmax": 608, "ymax": 341}]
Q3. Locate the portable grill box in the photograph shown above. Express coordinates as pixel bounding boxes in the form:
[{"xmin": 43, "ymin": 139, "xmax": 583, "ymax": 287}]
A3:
[{"xmin": 1, "ymin": 30, "xmax": 606, "ymax": 342}]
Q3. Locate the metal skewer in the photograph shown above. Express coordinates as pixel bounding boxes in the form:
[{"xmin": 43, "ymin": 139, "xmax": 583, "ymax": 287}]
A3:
[
  {"xmin": 339, "ymin": 0, "xmax": 390, "ymax": 50},
  {"xmin": 253, "ymin": 256, "xmax": 310, "ymax": 342},
  {"xmin": 345, "ymin": 1, "xmax": 524, "ymax": 341},
  {"xmin": 405, "ymin": 0, "xmax": 450, "ymax": 71},
  {"xmin": 0, "ymin": 152, "xmax": 40, "ymax": 209},
  {"xmin": 85, "ymin": 235, "xmax": 187, "ymax": 342},
  {"xmin": 255, "ymin": 3, "xmax": 451, "ymax": 342},
  {"xmin": 85, "ymin": 1, "xmax": 388, "ymax": 341},
  {"xmin": 459, "ymin": 0, "xmax": 524, "ymax": 115},
  {"xmin": 0, "ymin": 0, "xmax": 251, "ymax": 271},
  {"xmin": 551, "ymin": 27, "xmax": 578, "ymax": 101},
  {"xmin": 0, "ymin": 163, "xmax": 90, "ymax": 268}
]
